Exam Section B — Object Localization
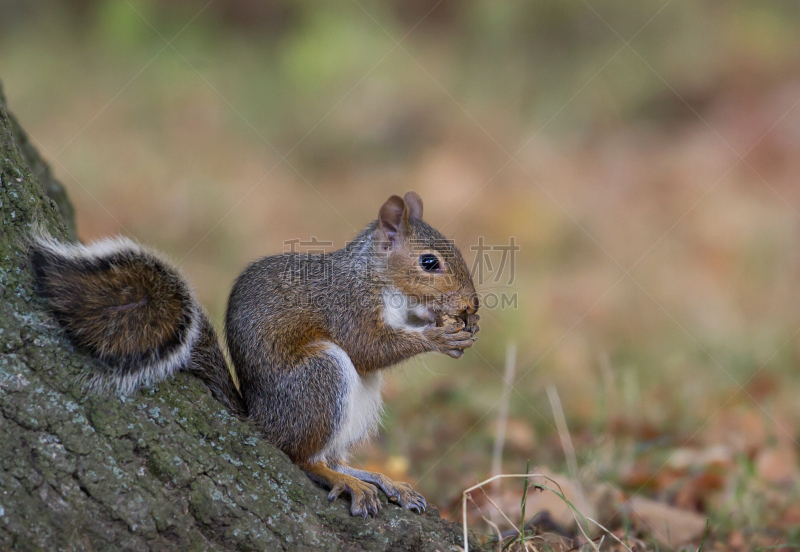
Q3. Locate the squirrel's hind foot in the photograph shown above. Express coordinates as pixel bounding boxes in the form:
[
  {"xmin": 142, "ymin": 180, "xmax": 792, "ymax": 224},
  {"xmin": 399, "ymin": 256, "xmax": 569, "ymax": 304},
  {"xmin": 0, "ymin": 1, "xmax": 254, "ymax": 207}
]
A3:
[
  {"xmin": 328, "ymin": 478, "xmax": 381, "ymax": 519},
  {"xmin": 330, "ymin": 462, "xmax": 427, "ymax": 514},
  {"xmin": 386, "ymin": 481, "xmax": 427, "ymax": 513},
  {"xmin": 300, "ymin": 461, "xmax": 382, "ymax": 519}
]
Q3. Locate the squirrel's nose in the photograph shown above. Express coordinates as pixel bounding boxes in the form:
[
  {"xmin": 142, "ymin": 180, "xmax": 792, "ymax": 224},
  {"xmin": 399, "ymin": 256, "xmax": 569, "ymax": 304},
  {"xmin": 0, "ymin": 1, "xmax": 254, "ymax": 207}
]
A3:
[{"xmin": 465, "ymin": 293, "xmax": 479, "ymax": 314}]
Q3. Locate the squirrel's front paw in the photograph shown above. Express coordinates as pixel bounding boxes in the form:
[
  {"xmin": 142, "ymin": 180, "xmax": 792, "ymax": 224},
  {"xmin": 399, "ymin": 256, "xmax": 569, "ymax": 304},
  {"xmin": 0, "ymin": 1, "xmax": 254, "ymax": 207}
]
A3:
[
  {"xmin": 464, "ymin": 313, "xmax": 480, "ymax": 336},
  {"xmin": 328, "ymin": 479, "xmax": 381, "ymax": 519},
  {"xmin": 424, "ymin": 318, "xmax": 476, "ymax": 358}
]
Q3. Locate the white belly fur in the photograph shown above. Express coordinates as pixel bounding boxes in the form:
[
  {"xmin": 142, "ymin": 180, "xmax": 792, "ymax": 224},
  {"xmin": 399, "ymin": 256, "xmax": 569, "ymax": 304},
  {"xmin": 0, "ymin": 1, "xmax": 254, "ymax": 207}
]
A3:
[{"xmin": 310, "ymin": 342, "xmax": 384, "ymax": 463}]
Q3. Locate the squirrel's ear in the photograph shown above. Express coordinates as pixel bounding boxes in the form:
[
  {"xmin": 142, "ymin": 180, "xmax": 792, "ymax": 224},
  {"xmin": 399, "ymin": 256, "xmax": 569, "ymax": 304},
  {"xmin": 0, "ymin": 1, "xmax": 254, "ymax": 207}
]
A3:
[
  {"xmin": 378, "ymin": 195, "xmax": 409, "ymax": 246},
  {"xmin": 403, "ymin": 191, "xmax": 423, "ymax": 220}
]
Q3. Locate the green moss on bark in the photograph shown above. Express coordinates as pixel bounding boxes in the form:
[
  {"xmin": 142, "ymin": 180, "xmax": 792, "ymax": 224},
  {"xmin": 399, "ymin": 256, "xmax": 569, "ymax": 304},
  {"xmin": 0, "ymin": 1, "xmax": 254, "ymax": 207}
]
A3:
[{"xmin": 0, "ymin": 79, "xmax": 472, "ymax": 551}]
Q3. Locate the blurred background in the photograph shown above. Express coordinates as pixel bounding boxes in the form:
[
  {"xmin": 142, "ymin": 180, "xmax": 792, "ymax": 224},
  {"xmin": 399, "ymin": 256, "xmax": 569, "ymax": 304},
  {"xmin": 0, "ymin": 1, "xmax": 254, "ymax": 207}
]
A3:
[{"xmin": 3, "ymin": 0, "xmax": 800, "ymax": 547}]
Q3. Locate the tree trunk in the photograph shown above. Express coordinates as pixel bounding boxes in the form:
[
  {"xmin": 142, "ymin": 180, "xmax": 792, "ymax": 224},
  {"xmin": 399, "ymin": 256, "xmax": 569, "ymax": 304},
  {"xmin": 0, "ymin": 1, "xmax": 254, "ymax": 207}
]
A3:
[{"xmin": 0, "ymin": 80, "xmax": 471, "ymax": 552}]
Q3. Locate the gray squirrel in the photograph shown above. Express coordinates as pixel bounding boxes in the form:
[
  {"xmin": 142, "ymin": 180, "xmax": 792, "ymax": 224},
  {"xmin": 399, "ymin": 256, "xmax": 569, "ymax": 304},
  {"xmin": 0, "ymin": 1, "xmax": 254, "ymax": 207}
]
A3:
[{"xmin": 30, "ymin": 191, "xmax": 480, "ymax": 518}]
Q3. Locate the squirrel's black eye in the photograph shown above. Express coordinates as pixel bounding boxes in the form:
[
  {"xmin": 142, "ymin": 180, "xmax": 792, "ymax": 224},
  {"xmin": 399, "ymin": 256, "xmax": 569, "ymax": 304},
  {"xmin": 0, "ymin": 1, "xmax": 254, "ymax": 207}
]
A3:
[{"xmin": 419, "ymin": 253, "xmax": 441, "ymax": 272}]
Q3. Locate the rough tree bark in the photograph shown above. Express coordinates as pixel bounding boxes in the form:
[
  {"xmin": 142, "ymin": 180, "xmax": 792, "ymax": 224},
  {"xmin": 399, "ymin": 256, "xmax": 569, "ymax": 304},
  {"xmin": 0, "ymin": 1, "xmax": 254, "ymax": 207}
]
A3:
[{"xmin": 0, "ymin": 80, "xmax": 472, "ymax": 552}]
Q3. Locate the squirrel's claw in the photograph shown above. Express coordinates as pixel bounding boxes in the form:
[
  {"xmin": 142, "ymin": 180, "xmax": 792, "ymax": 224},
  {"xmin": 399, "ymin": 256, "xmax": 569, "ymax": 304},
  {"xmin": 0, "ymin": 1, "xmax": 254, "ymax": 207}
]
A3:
[
  {"xmin": 355, "ymin": 490, "xmax": 381, "ymax": 519},
  {"xmin": 409, "ymin": 492, "xmax": 427, "ymax": 513},
  {"xmin": 406, "ymin": 496, "xmax": 426, "ymax": 513},
  {"xmin": 328, "ymin": 480, "xmax": 381, "ymax": 518},
  {"xmin": 405, "ymin": 495, "xmax": 427, "ymax": 513},
  {"xmin": 386, "ymin": 481, "xmax": 427, "ymax": 514}
]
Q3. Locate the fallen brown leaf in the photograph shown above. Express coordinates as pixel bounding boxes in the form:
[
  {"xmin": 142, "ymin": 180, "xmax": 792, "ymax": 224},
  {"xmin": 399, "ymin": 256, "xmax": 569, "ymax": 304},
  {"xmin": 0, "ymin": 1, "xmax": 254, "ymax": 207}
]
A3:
[
  {"xmin": 627, "ymin": 496, "xmax": 708, "ymax": 546},
  {"xmin": 755, "ymin": 446, "xmax": 799, "ymax": 484}
]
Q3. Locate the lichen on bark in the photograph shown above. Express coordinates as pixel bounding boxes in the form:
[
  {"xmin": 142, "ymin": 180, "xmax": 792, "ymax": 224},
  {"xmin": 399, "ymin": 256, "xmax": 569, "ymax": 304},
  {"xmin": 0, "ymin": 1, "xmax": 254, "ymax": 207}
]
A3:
[{"xmin": 0, "ymin": 80, "xmax": 472, "ymax": 551}]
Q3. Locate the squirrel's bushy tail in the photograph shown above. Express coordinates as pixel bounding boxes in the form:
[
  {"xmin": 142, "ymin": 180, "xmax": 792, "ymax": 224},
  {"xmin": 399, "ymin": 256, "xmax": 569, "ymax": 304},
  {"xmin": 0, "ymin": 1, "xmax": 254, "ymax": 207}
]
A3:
[{"xmin": 30, "ymin": 234, "xmax": 247, "ymax": 417}]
